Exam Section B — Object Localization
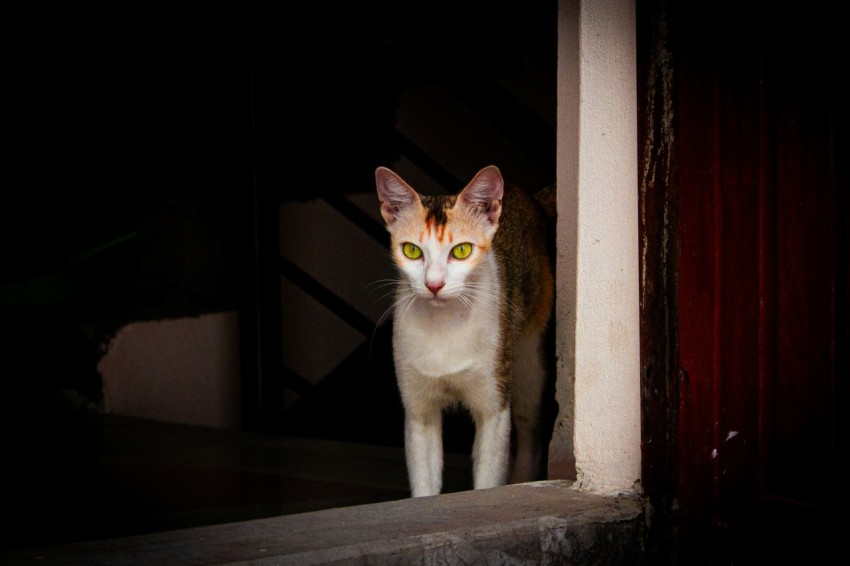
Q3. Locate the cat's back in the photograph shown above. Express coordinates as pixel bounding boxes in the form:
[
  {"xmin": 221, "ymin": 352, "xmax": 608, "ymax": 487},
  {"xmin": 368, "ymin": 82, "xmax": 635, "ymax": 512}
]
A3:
[
  {"xmin": 493, "ymin": 183, "xmax": 553, "ymax": 327},
  {"xmin": 496, "ymin": 183, "xmax": 550, "ymax": 246}
]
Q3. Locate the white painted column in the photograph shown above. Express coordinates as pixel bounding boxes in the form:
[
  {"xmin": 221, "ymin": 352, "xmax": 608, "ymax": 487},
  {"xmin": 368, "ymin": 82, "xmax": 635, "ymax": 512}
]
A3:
[{"xmin": 551, "ymin": 0, "xmax": 641, "ymax": 495}]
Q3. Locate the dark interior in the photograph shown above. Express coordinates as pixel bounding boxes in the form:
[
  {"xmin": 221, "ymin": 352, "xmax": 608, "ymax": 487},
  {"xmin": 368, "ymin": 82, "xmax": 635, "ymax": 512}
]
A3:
[{"xmin": 2, "ymin": 2, "xmax": 556, "ymax": 550}]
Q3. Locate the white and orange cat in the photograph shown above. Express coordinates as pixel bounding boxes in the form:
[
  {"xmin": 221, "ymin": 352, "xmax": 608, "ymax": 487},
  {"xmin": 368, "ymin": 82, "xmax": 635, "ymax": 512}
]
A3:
[{"xmin": 375, "ymin": 165, "xmax": 553, "ymax": 497}]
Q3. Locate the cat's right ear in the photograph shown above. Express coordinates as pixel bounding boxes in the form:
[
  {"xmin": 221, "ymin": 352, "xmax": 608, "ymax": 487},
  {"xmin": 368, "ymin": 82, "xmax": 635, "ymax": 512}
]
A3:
[{"xmin": 375, "ymin": 167, "xmax": 419, "ymax": 226}]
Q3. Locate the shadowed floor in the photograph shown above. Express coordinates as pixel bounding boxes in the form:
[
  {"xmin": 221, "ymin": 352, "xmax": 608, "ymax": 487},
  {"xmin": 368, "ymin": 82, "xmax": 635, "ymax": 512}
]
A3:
[{"xmin": 0, "ymin": 415, "xmax": 473, "ymax": 551}]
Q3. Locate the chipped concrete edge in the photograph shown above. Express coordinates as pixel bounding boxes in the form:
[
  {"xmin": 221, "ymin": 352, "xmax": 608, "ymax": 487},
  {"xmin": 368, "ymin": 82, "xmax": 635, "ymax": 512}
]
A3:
[{"xmin": 250, "ymin": 482, "xmax": 646, "ymax": 565}]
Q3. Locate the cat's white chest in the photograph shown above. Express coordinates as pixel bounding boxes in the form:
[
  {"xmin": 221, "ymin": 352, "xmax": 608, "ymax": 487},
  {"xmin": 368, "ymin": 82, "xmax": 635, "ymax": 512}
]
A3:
[{"xmin": 394, "ymin": 293, "xmax": 501, "ymax": 378}]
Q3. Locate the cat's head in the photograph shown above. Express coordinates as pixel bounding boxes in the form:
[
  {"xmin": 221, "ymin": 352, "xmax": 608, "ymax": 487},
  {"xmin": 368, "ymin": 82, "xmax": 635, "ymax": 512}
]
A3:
[{"xmin": 375, "ymin": 165, "xmax": 503, "ymax": 305}]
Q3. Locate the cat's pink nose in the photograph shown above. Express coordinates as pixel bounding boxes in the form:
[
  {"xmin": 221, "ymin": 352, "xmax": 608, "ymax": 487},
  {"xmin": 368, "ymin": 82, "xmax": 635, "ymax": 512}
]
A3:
[{"xmin": 426, "ymin": 281, "xmax": 445, "ymax": 295}]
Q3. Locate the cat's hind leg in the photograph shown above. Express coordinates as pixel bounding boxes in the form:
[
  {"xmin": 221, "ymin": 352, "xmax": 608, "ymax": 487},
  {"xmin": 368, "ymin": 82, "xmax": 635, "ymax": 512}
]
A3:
[{"xmin": 509, "ymin": 329, "xmax": 548, "ymax": 484}]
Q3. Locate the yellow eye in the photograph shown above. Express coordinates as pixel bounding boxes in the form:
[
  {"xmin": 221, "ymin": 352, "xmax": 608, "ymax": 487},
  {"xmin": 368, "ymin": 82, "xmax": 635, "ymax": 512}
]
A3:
[
  {"xmin": 451, "ymin": 243, "xmax": 473, "ymax": 259},
  {"xmin": 402, "ymin": 242, "xmax": 422, "ymax": 259}
]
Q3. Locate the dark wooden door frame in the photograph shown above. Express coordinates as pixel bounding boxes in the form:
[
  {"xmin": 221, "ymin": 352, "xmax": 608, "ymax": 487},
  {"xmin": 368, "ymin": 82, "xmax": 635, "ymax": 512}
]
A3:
[{"xmin": 637, "ymin": 0, "xmax": 680, "ymax": 560}]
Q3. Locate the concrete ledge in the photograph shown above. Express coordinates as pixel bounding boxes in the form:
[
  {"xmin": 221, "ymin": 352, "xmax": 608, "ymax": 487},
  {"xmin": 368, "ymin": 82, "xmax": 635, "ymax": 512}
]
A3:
[{"xmin": 3, "ymin": 481, "xmax": 645, "ymax": 565}]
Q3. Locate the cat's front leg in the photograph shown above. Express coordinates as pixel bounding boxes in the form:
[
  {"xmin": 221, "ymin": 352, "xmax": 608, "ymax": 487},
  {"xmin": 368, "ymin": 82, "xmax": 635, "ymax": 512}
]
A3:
[
  {"xmin": 404, "ymin": 413, "xmax": 443, "ymax": 497},
  {"xmin": 471, "ymin": 406, "xmax": 511, "ymax": 489}
]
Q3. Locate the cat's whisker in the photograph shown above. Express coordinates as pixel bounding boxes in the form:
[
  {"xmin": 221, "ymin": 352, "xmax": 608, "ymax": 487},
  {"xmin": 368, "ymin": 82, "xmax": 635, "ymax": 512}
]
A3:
[
  {"xmin": 374, "ymin": 286, "xmax": 404, "ymax": 306},
  {"xmin": 374, "ymin": 304, "xmax": 395, "ymax": 329},
  {"xmin": 369, "ymin": 290, "xmax": 413, "ymax": 358},
  {"xmin": 368, "ymin": 277, "xmax": 399, "ymax": 287},
  {"xmin": 377, "ymin": 288, "xmax": 410, "ymax": 326},
  {"xmin": 365, "ymin": 278, "xmax": 402, "ymax": 298},
  {"xmin": 465, "ymin": 281, "xmax": 522, "ymax": 318},
  {"xmin": 463, "ymin": 284, "xmax": 502, "ymax": 306},
  {"xmin": 396, "ymin": 293, "xmax": 418, "ymax": 325},
  {"xmin": 457, "ymin": 294, "xmax": 478, "ymax": 317}
]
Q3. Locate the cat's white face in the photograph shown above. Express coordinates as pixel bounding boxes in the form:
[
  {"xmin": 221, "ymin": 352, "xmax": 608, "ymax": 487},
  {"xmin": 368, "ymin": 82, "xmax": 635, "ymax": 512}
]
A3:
[
  {"xmin": 390, "ymin": 215, "xmax": 491, "ymax": 305},
  {"xmin": 376, "ymin": 165, "xmax": 504, "ymax": 306}
]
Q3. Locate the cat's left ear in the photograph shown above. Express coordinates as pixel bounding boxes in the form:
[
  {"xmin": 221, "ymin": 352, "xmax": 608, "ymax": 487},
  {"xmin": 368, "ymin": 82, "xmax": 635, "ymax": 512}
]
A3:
[
  {"xmin": 458, "ymin": 165, "xmax": 504, "ymax": 225},
  {"xmin": 375, "ymin": 167, "xmax": 420, "ymax": 227}
]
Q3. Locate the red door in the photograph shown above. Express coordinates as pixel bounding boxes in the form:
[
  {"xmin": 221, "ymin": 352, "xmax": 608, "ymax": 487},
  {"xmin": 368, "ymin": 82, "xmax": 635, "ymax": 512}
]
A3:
[
  {"xmin": 675, "ymin": 3, "xmax": 847, "ymax": 560},
  {"xmin": 639, "ymin": 2, "xmax": 847, "ymax": 561}
]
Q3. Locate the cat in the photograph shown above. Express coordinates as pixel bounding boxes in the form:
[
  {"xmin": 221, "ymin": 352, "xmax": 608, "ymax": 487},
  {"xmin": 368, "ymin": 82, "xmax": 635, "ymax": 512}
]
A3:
[{"xmin": 375, "ymin": 164, "xmax": 554, "ymax": 497}]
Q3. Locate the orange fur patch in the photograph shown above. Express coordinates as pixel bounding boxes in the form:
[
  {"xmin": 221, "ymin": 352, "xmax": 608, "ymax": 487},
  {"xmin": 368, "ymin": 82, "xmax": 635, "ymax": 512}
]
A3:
[{"xmin": 436, "ymin": 224, "xmax": 447, "ymax": 243}]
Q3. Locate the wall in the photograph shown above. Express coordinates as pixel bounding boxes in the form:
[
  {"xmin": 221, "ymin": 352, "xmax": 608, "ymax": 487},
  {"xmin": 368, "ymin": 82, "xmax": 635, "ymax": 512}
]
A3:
[{"xmin": 98, "ymin": 311, "xmax": 242, "ymax": 429}]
